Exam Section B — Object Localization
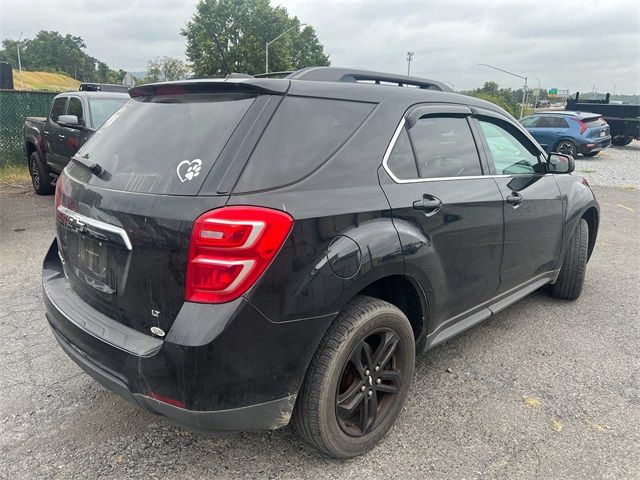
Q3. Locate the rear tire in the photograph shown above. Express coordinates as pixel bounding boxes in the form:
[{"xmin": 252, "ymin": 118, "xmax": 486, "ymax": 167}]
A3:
[
  {"xmin": 612, "ymin": 135, "xmax": 633, "ymax": 146},
  {"xmin": 555, "ymin": 140, "xmax": 578, "ymax": 158},
  {"xmin": 292, "ymin": 296, "xmax": 415, "ymax": 458},
  {"xmin": 551, "ymin": 219, "xmax": 588, "ymax": 300},
  {"xmin": 29, "ymin": 151, "xmax": 54, "ymax": 195}
]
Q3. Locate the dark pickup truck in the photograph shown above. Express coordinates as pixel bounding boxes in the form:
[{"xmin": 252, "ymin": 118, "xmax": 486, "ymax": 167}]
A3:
[
  {"xmin": 566, "ymin": 93, "xmax": 639, "ymax": 146},
  {"xmin": 24, "ymin": 90, "xmax": 129, "ymax": 194}
]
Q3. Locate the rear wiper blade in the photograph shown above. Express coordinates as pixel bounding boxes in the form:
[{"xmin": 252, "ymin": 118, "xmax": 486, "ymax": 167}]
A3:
[{"xmin": 71, "ymin": 156, "xmax": 102, "ymax": 175}]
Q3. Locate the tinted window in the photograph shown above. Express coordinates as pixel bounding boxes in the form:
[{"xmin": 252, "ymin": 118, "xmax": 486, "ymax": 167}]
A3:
[
  {"xmin": 520, "ymin": 116, "xmax": 539, "ymax": 127},
  {"xmin": 50, "ymin": 97, "xmax": 67, "ymax": 122},
  {"xmin": 538, "ymin": 116, "xmax": 568, "ymax": 128},
  {"xmin": 89, "ymin": 97, "xmax": 129, "ymax": 128},
  {"xmin": 74, "ymin": 93, "xmax": 255, "ymax": 194},
  {"xmin": 66, "ymin": 97, "xmax": 84, "ymax": 124},
  {"xmin": 409, "ymin": 117, "xmax": 482, "ymax": 178},
  {"xmin": 479, "ymin": 120, "xmax": 540, "ymax": 175},
  {"xmin": 386, "ymin": 128, "xmax": 418, "ymax": 179},
  {"xmin": 235, "ymin": 96, "xmax": 375, "ymax": 192},
  {"xmin": 584, "ymin": 116, "xmax": 607, "ymax": 127}
]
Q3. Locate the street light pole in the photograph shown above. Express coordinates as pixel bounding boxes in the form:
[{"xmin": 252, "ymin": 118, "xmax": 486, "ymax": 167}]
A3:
[
  {"xmin": 478, "ymin": 63, "xmax": 528, "ymax": 118},
  {"xmin": 406, "ymin": 51, "xmax": 414, "ymax": 76},
  {"xmin": 265, "ymin": 24, "xmax": 307, "ymax": 74},
  {"xmin": 17, "ymin": 32, "xmax": 24, "ymax": 90}
]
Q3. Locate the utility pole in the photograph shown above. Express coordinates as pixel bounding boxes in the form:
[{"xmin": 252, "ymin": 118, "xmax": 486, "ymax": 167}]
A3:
[
  {"xmin": 478, "ymin": 63, "xmax": 528, "ymax": 118},
  {"xmin": 17, "ymin": 32, "xmax": 24, "ymax": 90},
  {"xmin": 406, "ymin": 51, "xmax": 414, "ymax": 76}
]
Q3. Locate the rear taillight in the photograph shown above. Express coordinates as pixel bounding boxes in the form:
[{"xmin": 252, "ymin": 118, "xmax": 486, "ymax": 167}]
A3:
[
  {"xmin": 574, "ymin": 117, "xmax": 588, "ymax": 135},
  {"xmin": 185, "ymin": 206, "xmax": 293, "ymax": 303}
]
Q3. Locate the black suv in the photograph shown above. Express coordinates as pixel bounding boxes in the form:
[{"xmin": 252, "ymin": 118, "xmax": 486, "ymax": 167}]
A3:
[{"xmin": 43, "ymin": 67, "xmax": 599, "ymax": 458}]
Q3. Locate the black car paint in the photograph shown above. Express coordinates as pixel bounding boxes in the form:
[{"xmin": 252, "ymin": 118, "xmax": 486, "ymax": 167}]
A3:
[{"xmin": 43, "ymin": 72, "xmax": 599, "ymax": 432}]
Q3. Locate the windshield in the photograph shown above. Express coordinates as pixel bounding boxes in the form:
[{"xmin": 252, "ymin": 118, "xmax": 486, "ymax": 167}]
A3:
[
  {"xmin": 75, "ymin": 93, "xmax": 256, "ymax": 195},
  {"xmin": 88, "ymin": 97, "xmax": 129, "ymax": 128}
]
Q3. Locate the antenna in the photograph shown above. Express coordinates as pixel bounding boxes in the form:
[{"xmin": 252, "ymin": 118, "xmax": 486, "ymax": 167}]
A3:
[{"xmin": 211, "ymin": 32, "xmax": 231, "ymax": 76}]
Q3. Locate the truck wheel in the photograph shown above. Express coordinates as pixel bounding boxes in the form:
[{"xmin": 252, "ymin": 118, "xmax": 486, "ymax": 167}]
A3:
[
  {"xmin": 292, "ymin": 296, "xmax": 415, "ymax": 458},
  {"xmin": 612, "ymin": 136, "xmax": 633, "ymax": 146},
  {"xmin": 29, "ymin": 151, "xmax": 54, "ymax": 195},
  {"xmin": 555, "ymin": 140, "xmax": 578, "ymax": 158},
  {"xmin": 551, "ymin": 219, "xmax": 588, "ymax": 300}
]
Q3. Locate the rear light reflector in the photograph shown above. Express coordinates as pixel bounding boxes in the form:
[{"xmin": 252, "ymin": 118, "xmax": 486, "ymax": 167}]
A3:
[
  {"xmin": 186, "ymin": 206, "xmax": 293, "ymax": 303},
  {"xmin": 146, "ymin": 391, "xmax": 187, "ymax": 409}
]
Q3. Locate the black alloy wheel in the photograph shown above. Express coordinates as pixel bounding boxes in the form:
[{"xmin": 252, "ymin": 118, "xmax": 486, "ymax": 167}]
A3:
[{"xmin": 336, "ymin": 328, "xmax": 403, "ymax": 436}]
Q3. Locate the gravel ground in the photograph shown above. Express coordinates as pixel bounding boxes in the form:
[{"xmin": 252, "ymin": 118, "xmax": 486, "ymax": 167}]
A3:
[
  {"xmin": 574, "ymin": 140, "xmax": 640, "ymax": 188},
  {"xmin": 1, "ymin": 146, "xmax": 638, "ymax": 479}
]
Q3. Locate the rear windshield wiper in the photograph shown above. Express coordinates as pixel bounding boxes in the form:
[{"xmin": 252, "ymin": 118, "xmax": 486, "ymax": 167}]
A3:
[{"xmin": 71, "ymin": 155, "xmax": 102, "ymax": 175}]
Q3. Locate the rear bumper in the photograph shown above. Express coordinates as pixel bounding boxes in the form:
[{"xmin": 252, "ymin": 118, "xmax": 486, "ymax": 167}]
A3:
[
  {"xmin": 49, "ymin": 323, "xmax": 295, "ymax": 432},
  {"xmin": 43, "ymin": 239, "xmax": 331, "ymax": 432},
  {"xmin": 579, "ymin": 137, "xmax": 611, "ymax": 154}
]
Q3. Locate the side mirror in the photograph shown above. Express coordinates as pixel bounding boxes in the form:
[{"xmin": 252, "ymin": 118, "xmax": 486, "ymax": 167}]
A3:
[
  {"xmin": 57, "ymin": 114, "xmax": 82, "ymax": 128},
  {"xmin": 547, "ymin": 152, "xmax": 575, "ymax": 174}
]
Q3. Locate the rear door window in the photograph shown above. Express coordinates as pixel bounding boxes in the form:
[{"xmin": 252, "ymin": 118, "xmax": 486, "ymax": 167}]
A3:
[
  {"xmin": 234, "ymin": 96, "xmax": 375, "ymax": 192},
  {"xmin": 73, "ymin": 93, "xmax": 256, "ymax": 195},
  {"xmin": 520, "ymin": 116, "xmax": 540, "ymax": 128},
  {"xmin": 538, "ymin": 116, "xmax": 569, "ymax": 128},
  {"xmin": 408, "ymin": 117, "xmax": 482, "ymax": 178}
]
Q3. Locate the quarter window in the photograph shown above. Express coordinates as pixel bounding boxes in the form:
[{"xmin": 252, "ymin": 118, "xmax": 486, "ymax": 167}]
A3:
[
  {"xmin": 478, "ymin": 120, "xmax": 540, "ymax": 175},
  {"xmin": 49, "ymin": 97, "xmax": 67, "ymax": 123}
]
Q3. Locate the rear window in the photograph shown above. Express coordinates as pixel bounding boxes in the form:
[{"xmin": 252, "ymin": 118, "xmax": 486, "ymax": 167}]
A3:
[
  {"xmin": 89, "ymin": 97, "xmax": 129, "ymax": 129},
  {"xmin": 234, "ymin": 96, "xmax": 375, "ymax": 192},
  {"xmin": 584, "ymin": 116, "xmax": 607, "ymax": 127},
  {"xmin": 74, "ymin": 93, "xmax": 255, "ymax": 194}
]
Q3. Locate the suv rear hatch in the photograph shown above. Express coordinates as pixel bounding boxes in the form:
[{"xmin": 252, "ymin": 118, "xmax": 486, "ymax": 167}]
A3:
[
  {"xmin": 582, "ymin": 115, "xmax": 610, "ymax": 139},
  {"xmin": 55, "ymin": 80, "xmax": 287, "ymax": 335}
]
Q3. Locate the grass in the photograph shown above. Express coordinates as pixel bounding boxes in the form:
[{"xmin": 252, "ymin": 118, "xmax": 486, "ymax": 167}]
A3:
[
  {"xmin": 0, "ymin": 163, "xmax": 31, "ymax": 185},
  {"xmin": 12, "ymin": 69, "xmax": 80, "ymax": 92}
]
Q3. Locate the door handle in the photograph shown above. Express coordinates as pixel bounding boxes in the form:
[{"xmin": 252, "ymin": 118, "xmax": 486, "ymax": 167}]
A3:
[
  {"xmin": 413, "ymin": 195, "xmax": 442, "ymax": 216},
  {"xmin": 44, "ymin": 130, "xmax": 50, "ymax": 135},
  {"xmin": 506, "ymin": 192, "xmax": 523, "ymax": 207},
  {"xmin": 58, "ymin": 134, "xmax": 66, "ymax": 139}
]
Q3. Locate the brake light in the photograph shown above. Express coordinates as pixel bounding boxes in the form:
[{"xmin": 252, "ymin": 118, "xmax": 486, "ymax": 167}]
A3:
[
  {"xmin": 574, "ymin": 117, "xmax": 588, "ymax": 135},
  {"xmin": 186, "ymin": 206, "xmax": 293, "ymax": 303}
]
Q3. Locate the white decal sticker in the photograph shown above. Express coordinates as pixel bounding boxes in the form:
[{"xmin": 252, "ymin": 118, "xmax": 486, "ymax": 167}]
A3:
[{"xmin": 177, "ymin": 159, "xmax": 202, "ymax": 183}]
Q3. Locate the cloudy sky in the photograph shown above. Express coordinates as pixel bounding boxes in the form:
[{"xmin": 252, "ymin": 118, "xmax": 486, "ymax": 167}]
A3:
[{"xmin": 1, "ymin": 0, "xmax": 638, "ymax": 93}]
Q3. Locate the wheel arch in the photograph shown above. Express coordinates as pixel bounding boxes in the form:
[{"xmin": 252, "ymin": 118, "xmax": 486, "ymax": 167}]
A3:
[{"xmin": 581, "ymin": 206, "xmax": 598, "ymax": 261}]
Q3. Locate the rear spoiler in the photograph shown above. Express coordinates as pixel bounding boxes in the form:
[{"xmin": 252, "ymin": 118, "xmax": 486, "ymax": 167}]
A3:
[{"xmin": 129, "ymin": 78, "xmax": 289, "ymax": 98}]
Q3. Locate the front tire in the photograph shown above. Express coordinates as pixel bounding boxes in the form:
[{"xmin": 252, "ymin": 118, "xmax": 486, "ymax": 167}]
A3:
[
  {"xmin": 293, "ymin": 296, "xmax": 415, "ymax": 458},
  {"xmin": 29, "ymin": 151, "xmax": 54, "ymax": 195},
  {"xmin": 551, "ymin": 218, "xmax": 588, "ymax": 300},
  {"xmin": 555, "ymin": 140, "xmax": 578, "ymax": 158}
]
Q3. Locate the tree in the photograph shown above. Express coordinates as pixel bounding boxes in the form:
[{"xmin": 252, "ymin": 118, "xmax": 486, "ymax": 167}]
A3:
[
  {"xmin": 143, "ymin": 56, "xmax": 190, "ymax": 83},
  {"xmin": 182, "ymin": 0, "xmax": 330, "ymax": 77}
]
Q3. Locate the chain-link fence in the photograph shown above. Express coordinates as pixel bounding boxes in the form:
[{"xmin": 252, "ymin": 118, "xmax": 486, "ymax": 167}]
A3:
[{"xmin": 0, "ymin": 90, "xmax": 57, "ymax": 166}]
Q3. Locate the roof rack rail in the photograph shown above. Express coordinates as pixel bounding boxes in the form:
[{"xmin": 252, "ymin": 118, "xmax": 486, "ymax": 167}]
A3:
[{"xmin": 287, "ymin": 67, "xmax": 453, "ymax": 92}]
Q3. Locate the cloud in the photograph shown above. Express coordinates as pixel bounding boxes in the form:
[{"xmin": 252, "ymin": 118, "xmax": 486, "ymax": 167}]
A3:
[{"xmin": 1, "ymin": 0, "xmax": 638, "ymax": 93}]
